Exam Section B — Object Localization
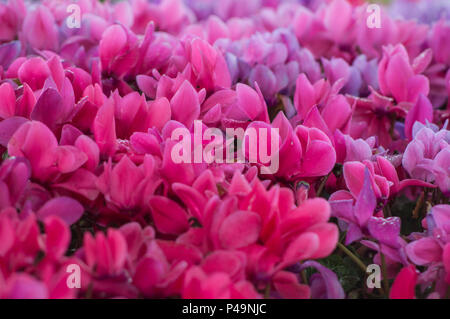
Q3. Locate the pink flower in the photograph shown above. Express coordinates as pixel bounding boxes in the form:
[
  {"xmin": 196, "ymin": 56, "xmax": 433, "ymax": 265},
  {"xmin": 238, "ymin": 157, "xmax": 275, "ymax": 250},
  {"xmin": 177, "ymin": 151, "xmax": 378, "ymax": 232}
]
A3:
[
  {"xmin": 1, "ymin": 0, "xmax": 450, "ymax": 300},
  {"xmin": 0, "ymin": 41, "xmax": 21, "ymax": 72},
  {"xmin": 341, "ymin": 156, "xmax": 434, "ymax": 201},
  {"xmin": 97, "ymin": 155, "xmax": 162, "ymax": 220},
  {"xmin": 149, "ymin": 196, "xmax": 190, "ymax": 235},
  {"xmin": 293, "ymin": 74, "xmax": 352, "ymax": 138},
  {"xmin": 389, "ymin": 265, "xmax": 418, "ymax": 299},
  {"xmin": 22, "ymin": 5, "xmax": 59, "ymax": 51},
  {"xmin": 83, "ymin": 228, "xmax": 128, "ymax": 277},
  {"xmin": 172, "ymin": 170, "xmax": 340, "ymax": 291},
  {"xmin": 182, "ymin": 266, "xmax": 260, "ymax": 299},
  {"xmin": 406, "ymin": 205, "xmax": 449, "ymax": 264},
  {"xmin": 1, "ymin": 274, "xmax": 49, "ymax": 299},
  {"xmin": 0, "ymin": 1, "xmax": 24, "ymax": 43},
  {"xmin": 402, "ymin": 122, "xmax": 449, "ymax": 186},
  {"xmin": 433, "ymin": 147, "xmax": 450, "ymax": 196},
  {"xmin": 17, "ymin": 57, "xmax": 51, "ymax": 91},
  {"xmin": 298, "ymin": 261, "xmax": 345, "ymax": 299},
  {"xmin": 334, "ymin": 129, "xmax": 374, "ymax": 163},
  {"xmin": 35, "ymin": 196, "xmax": 84, "ymax": 226},
  {"xmin": 293, "ymin": 73, "xmax": 328, "ymax": 121},
  {"xmin": 0, "ymin": 209, "xmax": 80, "ymax": 299},
  {"xmin": 404, "ymin": 94, "xmax": 433, "ymax": 140},
  {"xmin": 210, "ymin": 83, "xmax": 269, "ymax": 129},
  {"xmin": 295, "ymin": 122, "xmax": 336, "ymax": 177},
  {"xmin": 0, "ymin": 157, "xmax": 30, "ymax": 210},
  {"xmin": 349, "ymin": 89, "xmax": 405, "ymax": 147},
  {"xmin": 99, "ymin": 24, "xmax": 139, "ymax": 78},
  {"xmin": 243, "ymin": 111, "xmax": 336, "ymax": 179},
  {"xmin": 429, "ymin": 18, "xmax": 450, "ymax": 65},
  {"xmin": 330, "ymin": 168, "xmax": 402, "ymax": 246},
  {"xmin": 8, "ymin": 121, "xmax": 87, "ymax": 182},
  {"xmin": 185, "ymin": 37, "xmax": 231, "ymax": 92},
  {"xmin": 355, "ymin": 5, "xmax": 398, "ymax": 59},
  {"xmin": 0, "ymin": 82, "xmax": 16, "ymax": 120},
  {"xmin": 322, "ymin": 0, "xmax": 355, "ymax": 45},
  {"xmin": 378, "ymin": 44, "xmax": 430, "ymax": 104},
  {"xmin": 119, "ymin": 222, "xmax": 190, "ymax": 298},
  {"xmin": 444, "ymin": 243, "xmax": 450, "ymax": 285},
  {"xmin": 170, "ymin": 80, "xmax": 200, "ymax": 129}
]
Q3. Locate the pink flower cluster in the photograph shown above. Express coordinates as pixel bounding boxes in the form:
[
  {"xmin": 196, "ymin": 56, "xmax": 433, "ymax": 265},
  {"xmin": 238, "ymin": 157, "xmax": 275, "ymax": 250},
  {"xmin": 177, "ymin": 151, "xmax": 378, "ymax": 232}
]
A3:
[{"xmin": 0, "ymin": 0, "xmax": 449, "ymax": 299}]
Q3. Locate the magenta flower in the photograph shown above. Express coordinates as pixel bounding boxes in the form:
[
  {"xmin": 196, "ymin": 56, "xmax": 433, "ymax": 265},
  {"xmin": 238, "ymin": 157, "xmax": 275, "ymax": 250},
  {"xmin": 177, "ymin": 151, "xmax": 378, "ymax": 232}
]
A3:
[
  {"xmin": 84, "ymin": 228, "xmax": 128, "ymax": 277},
  {"xmin": 404, "ymin": 94, "xmax": 433, "ymax": 140},
  {"xmin": 0, "ymin": 157, "xmax": 30, "ymax": 210},
  {"xmin": 8, "ymin": 121, "xmax": 87, "ymax": 181},
  {"xmin": 243, "ymin": 111, "xmax": 336, "ymax": 179},
  {"xmin": 406, "ymin": 205, "xmax": 450, "ymax": 292},
  {"xmin": 390, "ymin": 265, "xmax": 418, "ymax": 299},
  {"xmin": 293, "ymin": 73, "xmax": 352, "ymax": 139},
  {"xmin": 97, "ymin": 155, "xmax": 162, "ymax": 221},
  {"xmin": 0, "ymin": 209, "xmax": 81, "ymax": 298},
  {"xmin": 0, "ymin": 0, "xmax": 25, "ymax": 43},
  {"xmin": 99, "ymin": 24, "xmax": 139, "ymax": 78},
  {"xmin": 22, "ymin": 5, "xmax": 59, "ymax": 52},
  {"xmin": 378, "ymin": 44, "xmax": 430, "ymax": 104},
  {"xmin": 1, "ymin": 0, "xmax": 450, "ymax": 300},
  {"xmin": 186, "ymin": 37, "xmax": 231, "ymax": 92},
  {"xmin": 210, "ymin": 83, "xmax": 269, "ymax": 128},
  {"xmin": 334, "ymin": 129, "xmax": 374, "ymax": 163},
  {"xmin": 429, "ymin": 18, "xmax": 450, "ymax": 66},
  {"xmin": 182, "ymin": 266, "xmax": 260, "ymax": 299},
  {"xmin": 402, "ymin": 122, "xmax": 450, "ymax": 191},
  {"xmin": 330, "ymin": 167, "xmax": 406, "ymax": 247},
  {"xmin": 17, "ymin": 57, "xmax": 51, "ymax": 91}
]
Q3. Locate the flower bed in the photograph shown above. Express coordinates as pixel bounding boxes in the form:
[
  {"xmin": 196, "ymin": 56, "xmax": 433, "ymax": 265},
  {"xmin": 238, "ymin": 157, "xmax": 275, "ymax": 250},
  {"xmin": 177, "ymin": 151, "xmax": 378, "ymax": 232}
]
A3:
[{"xmin": 0, "ymin": 0, "xmax": 449, "ymax": 299}]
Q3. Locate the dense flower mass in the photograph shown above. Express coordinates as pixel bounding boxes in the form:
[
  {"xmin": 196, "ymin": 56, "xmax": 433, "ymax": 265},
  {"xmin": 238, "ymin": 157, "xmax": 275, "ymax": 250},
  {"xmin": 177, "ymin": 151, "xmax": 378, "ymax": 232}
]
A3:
[{"xmin": 0, "ymin": 0, "xmax": 449, "ymax": 299}]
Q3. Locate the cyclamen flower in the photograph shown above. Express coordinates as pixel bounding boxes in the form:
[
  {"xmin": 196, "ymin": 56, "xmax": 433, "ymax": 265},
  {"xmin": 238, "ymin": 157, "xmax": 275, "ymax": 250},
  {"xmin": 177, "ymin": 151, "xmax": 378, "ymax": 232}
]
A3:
[
  {"xmin": 339, "ymin": 156, "xmax": 434, "ymax": 201},
  {"xmin": 349, "ymin": 89, "xmax": 404, "ymax": 146},
  {"xmin": 182, "ymin": 266, "xmax": 261, "ymax": 299},
  {"xmin": 1, "ymin": 0, "xmax": 450, "ymax": 300},
  {"xmin": 389, "ymin": 265, "xmax": 418, "ymax": 299},
  {"xmin": 175, "ymin": 171, "xmax": 340, "ymax": 291},
  {"xmin": 99, "ymin": 24, "xmax": 139, "ymax": 78},
  {"xmin": 378, "ymin": 44, "xmax": 430, "ymax": 104},
  {"xmin": 330, "ymin": 168, "xmax": 402, "ymax": 246},
  {"xmin": 405, "ymin": 205, "xmax": 450, "ymax": 297},
  {"xmin": 0, "ymin": 210, "xmax": 81, "ymax": 298},
  {"xmin": 22, "ymin": 5, "xmax": 59, "ymax": 52},
  {"xmin": 333, "ymin": 129, "xmax": 375, "ymax": 163},
  {"xmin": 402, "ymin": 122, "xmax": 450, "ymax": 194},
  {"xmin": 202, "ymin": 83, "xmax": 269, "ymax": 129},
  {"xmin": 0, "ymin": 157, "xmax": 30, "ymax": 210},
  {"xmin": 0, "ymin": 0, "xmax": 25, "ymax": 43},
  {"xmin": 428, "ymin": 18, "xmax": 450, "ymax": 66},
  {"xmin": 243, "ymin": 111, "xmax": 336, "ymax": 179},
  {"xmin": 97, "ymin": 155, "xmax": 162, "ymax": 222},
  {"xmin": 8, "ymin": 121, "xmax": 86, "ymax": 181},
  {"xmin": 389, "ymin": 0, "xmax": 450, "ymax": 25},
  {"xmin": 293, "ymin": 73, "xmax": 353, "ymax": 139}
]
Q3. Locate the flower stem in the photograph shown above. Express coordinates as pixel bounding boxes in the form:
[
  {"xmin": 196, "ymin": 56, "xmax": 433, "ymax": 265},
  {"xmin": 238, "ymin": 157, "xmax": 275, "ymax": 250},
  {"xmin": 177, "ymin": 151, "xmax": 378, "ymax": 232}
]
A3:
[
  {"xmin": 316, "ymin": 173, "xmax": 330, "ymax": 197},
  {"xmin": 264, "ymin": 282, "xmax": 271, "ymax": 299},
  {"xmin": 301, "ymin": 269, "xmax": 308, "ymax": 285},
  {"xmin": 412, "ymin": 191, "xmax": 425, "ymax": 219},
  {"xmin": 337, "ymin": 242, "xmax": 367, "ymax": 272},
  {"xmin": 380, "ymin": 252, "xmax": 390, "ymax": 297}
]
